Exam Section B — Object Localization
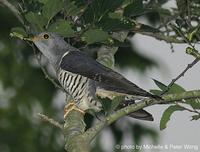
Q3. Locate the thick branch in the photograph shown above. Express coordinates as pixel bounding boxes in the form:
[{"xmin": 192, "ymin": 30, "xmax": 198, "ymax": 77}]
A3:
[{"xmin": 63, "ymin": 111, "xmax": 88, "ymax": 152}]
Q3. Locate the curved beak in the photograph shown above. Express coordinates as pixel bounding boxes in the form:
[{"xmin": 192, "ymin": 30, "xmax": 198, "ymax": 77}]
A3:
[
  {"xmin": 10, "ymin": 32, "xmax": 42, "ymax": 42},
  {"xmin": 10, "ymin": 32, "xmax": 35, "ymax": 42}
]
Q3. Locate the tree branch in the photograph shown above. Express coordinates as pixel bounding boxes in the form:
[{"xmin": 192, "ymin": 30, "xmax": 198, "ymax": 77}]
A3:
[
  {"xmin": 134, "ymin": 31, "xmax": 184, "ymax": 43},
  {"xmin": 161, "ymin": 47, "xmax": 200, "ymax": 95},
  {"xmin": 174, "ymin": 103, "xmax": 200, "ymax": 115},
  {"xmin": 63, "ymin": 111, "xmax": 88, "ymax": 152},
  {"xmin": 0, "ymin": 0, "xmax": 24, "ymax": 24},
  {"xmin": 161, "ymin": 58, "xmax": 199, "ymax": 95},
  {"xmin": 186, "ymin": 47, "xmax": 200, "ymax": 60},
  {"xmin": 37, "ymin": 113, "xmax": 63, "ymax": 130},
  {"xmin": 84, "ymin": 89, "xmax": 200, "ymax": 142}
]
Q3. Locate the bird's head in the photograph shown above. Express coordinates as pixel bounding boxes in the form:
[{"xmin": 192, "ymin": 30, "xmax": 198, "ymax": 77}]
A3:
[
  {"xmin": 31, "ymin": 32, "xmax": 67, "ymax": 54},
  {"xmin": 30, "ymin": 32, "xmax": 69, "ymax": 68}
]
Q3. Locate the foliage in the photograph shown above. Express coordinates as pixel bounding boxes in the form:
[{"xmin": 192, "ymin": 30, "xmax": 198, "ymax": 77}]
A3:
[
  {"xmin": 151, "ymin": 79, "xmax": 200, "ymax": 130},
  {"xmin": 160, "ymin": 105, "xmax": 185, "ymax": 130}
]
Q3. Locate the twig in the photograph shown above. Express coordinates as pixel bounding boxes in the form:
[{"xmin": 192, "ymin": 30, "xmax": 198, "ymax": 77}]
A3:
[
  {"xmin": 0, "ymin": 0, "xmax": 24, "ymax": 24},
  {"xmin": 37, "ymin": 113, "xmax": 63, "ymax": 130},
  {"xmin": 175, "ymin": 102, "xmax": 200, "ymax": 115},
  {"xmin": 135, "ymin": 31, "xmax": 184, "ymax": 43},
  {"xmin": 164, "ymin": 24, "xmax": 175, "ymax": 52},
  {"xmin": 161, "ymin": 58, "xmax": 199, "ymax": 95},
  {"xmin": 158, "ymin": 13, "xmax": 180, "ymax": 29},
  {"xmin": 186, "ymin": 47, "xmax": 200, "ymax": 60}
]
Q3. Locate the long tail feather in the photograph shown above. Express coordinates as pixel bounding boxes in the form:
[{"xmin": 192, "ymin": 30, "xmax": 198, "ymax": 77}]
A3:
[{"xmin": 117, "ymin": 99, "xmax": 154, "ymax": 121}]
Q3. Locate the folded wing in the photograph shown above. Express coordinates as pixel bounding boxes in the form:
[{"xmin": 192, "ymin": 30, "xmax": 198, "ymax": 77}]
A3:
[{"xmin": 60, "ymin": 50, "xmax": 158, "ymax": 98}]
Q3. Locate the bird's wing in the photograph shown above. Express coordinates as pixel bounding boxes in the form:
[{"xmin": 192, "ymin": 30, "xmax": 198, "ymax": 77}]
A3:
[{"xmin": 60, "ymin": 50, "xmax": 156, "ymax": 98}]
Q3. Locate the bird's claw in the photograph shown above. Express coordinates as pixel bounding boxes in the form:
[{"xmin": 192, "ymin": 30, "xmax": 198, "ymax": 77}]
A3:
[{"xmin": 64, "ymin": 102, "xmax": 85, "ymax": 119}]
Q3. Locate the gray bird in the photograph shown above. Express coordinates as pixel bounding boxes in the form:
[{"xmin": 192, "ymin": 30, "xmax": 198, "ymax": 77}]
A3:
[{"xmin": 31, "ymin": 32, "xmax": 160, "ymax": 121}]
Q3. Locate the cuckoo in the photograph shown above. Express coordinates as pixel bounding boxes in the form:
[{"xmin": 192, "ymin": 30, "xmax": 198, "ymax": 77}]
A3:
[{"xmin": 30, "ymin": 32, "xmax": 161, "ymax": 121}]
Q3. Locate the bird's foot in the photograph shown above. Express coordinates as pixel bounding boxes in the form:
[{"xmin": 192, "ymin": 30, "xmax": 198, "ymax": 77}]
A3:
[{"xmin": 64, "ymin": 102, "xmax": 85, "ymax": 119}]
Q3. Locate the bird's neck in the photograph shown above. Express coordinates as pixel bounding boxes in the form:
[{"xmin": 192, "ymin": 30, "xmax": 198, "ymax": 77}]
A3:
[
  {"xmin": 48, "ymin": 49, "xmax": 66, "ymax": 72},
  {"xmin": 42, "ymin": 42, "xmax": 75, "ymax": 72}
]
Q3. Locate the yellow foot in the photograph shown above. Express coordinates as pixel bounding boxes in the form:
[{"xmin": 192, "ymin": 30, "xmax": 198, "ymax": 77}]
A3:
[{"xmin": 64, "ymin": 102, "xmax": 85, "ymax": 119}]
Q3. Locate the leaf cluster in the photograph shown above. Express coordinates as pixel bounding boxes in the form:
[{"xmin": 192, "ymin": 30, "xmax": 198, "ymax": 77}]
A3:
[{"xmin": 151, "ymin": 79, "xmax": 200, "ymax": 130}]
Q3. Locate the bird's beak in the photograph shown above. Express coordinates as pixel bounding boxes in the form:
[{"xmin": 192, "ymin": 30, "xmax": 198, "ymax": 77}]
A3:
[{"xmin": 23, "ymin": 36, "xmax": 42, "ymax": 42}]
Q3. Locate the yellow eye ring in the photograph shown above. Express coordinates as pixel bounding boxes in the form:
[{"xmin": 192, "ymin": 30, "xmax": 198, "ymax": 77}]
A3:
[{"xmin": 43, "ymin": 34, "xmax": 49, "ymax": 39}]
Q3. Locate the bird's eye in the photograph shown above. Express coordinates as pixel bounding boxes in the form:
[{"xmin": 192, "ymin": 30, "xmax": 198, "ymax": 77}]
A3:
[{"xmin": 43, "ymin": 34, "xmax": 49, "ymax": 39}]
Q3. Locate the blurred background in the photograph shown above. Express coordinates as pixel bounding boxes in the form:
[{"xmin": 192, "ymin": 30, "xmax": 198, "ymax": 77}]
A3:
[{"xmin": 0, "ymin": 0, "xmax": 200, "ymax": 152}]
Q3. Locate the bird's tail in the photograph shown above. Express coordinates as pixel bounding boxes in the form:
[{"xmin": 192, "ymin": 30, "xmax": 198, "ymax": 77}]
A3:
[{"xmin": 117, "ymin": 99, "xmax": 154, "ymax": 121}]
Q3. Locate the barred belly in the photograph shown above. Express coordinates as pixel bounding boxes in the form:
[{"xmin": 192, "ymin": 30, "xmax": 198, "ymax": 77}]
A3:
[{"xmin": 57, "ymin": 69, "xmax": 102, "ymax": 111}]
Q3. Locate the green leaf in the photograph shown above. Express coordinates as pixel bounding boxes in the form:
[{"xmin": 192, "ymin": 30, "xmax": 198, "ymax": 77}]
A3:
[
  {"xmin": 64, "ymin": 0, "xmax": 86, "ymax": 17},
  {"xmin": 11, "ymin": 27, "xmax": 27, "ymax": 37},
  {"xmin": 153, "ymin": 79, "xmax": 167, "ymax": 91},
  {"xmin": 25, "ymin": 12, "xmax": 47, "ymax": 31},
  {"xmin": 108, "ymin": 12, "xmax": 122, "ymax": 19},
  {"xmin": 83, "ymin": 0, "xmax": 123, "ymax": 23},
  {"xmin": 167, "ymin": 83, "xmax": 186, "ymax": 94},
  {"xmin": 150, "ymin": 89, "xmax": 162, "ymax": 96},
  {"xmin": 191, "ymin": 115, "xmax": 200, "ymax": 121},
  {"xmin": 153, "ymin": 79, "xmax": 185, "ymax": 94},
  {"xmin": 48, "ymin": 19, "xmax": 75, "ymax": 37},
  {"xmin": 97, "ymin": 17, "xmax": 134, "ymax": 32},
  {"xmin": 187, "ymin": 98, "xmax": 200, "ymax": 109},
  {"xmin": 81, "ymin": 29, "xmax": 109, "ymax": 44},
  {"xmin": 123, "ymin": 0, "xmax": 147, "ymax": 17},
  {"xmin": 187, "ymin": 25, "xmax": 200, "ymax": 42},
  {"xmin": 160, "ymin": 105, "xmax": 185, "ymax": 130},
  {"xmin": 42, "ymin": 0, "xmax": 64, "ymax": 23},
  {"xmin": 101, "ymin": 98, "xmax": 112, "ymax": 115},
  {"xmin": 101, "ymin": 96, "xmax": 124, "ymax": 114},
  {"xmin": 110, "ymin": 96, "xmax": 124, "ymax": 111},
  {"xmin": 38, "ymin": 0, "xmax": 48, "ymax": 4}
]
